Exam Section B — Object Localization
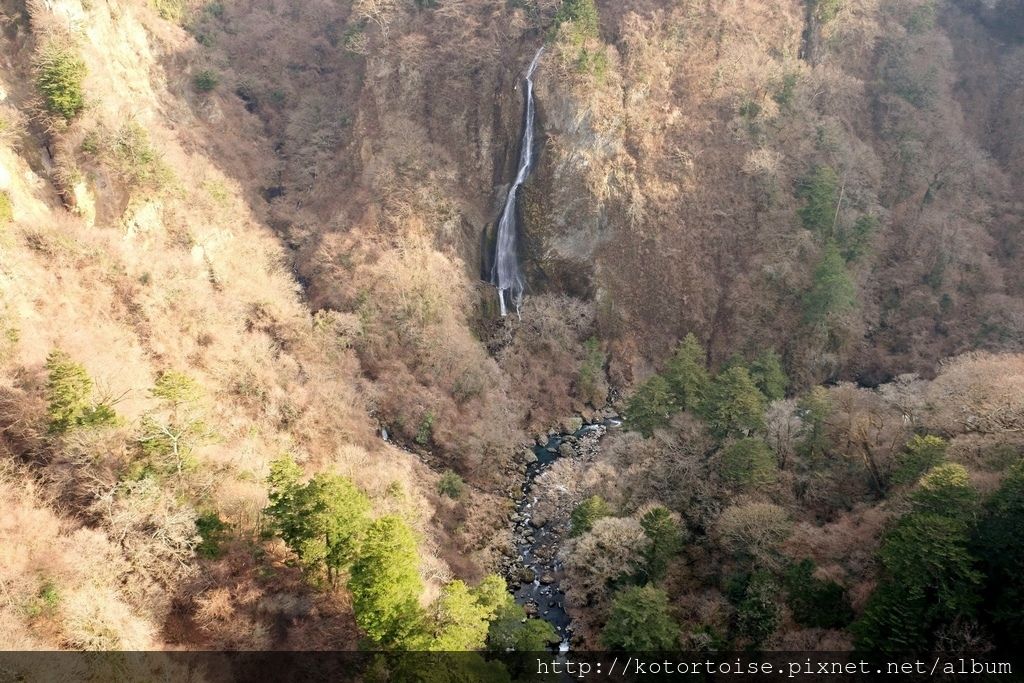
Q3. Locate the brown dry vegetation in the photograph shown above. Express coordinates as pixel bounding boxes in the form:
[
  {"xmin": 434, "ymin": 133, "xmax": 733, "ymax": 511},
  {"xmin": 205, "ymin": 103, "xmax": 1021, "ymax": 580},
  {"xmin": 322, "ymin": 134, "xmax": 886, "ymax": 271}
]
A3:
[
  {"xmin": 528, "ymin": 0, "xmax": 1024, "ymax": 388},
  {"xmin": 0, "ymin": 0, "xmax": 1021, "ymax": 653},
  {"xmin": 0, "ymin": 0, "xmax": 518, "ymax": 650}
]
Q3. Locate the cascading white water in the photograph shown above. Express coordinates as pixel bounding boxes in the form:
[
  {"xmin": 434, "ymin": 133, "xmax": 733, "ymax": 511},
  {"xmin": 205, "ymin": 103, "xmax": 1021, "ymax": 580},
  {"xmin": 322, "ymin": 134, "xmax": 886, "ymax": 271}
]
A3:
[{"xmin": 491, "ymin": 47, "xmax": 544, "ymax": 318}]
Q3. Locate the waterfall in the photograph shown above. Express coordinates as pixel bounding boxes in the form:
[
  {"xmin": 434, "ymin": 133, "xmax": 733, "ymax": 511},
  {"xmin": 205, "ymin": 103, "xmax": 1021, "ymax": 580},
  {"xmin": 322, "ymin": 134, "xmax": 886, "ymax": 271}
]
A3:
[{"xmin": 491, "ymin": 47, "xmax": 544, "ymax": 318}]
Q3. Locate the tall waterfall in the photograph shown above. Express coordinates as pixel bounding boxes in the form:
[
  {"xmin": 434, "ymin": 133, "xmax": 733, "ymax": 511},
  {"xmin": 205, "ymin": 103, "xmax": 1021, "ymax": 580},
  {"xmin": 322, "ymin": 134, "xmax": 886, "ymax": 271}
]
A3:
[{"xmin": 491, "ymin": 47, "xmax": 544, "ymax": 318}]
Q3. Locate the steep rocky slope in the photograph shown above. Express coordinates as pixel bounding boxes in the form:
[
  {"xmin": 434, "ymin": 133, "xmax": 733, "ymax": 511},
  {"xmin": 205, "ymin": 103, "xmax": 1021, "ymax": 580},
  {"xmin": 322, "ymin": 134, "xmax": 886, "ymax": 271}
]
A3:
[
  {"xmin": 192, "ymin": 0, "xmax": 1024, "ymax": 399},
  {"xmin": 523, "ymin": 0, "xmax": 1024, "ymax": 387}
]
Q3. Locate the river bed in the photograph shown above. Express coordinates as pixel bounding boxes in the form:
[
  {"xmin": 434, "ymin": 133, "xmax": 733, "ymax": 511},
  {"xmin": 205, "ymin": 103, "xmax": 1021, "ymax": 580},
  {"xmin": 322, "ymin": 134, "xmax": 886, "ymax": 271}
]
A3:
[{"xmin": 503, "ymin": 418, "xmax": 619, "ymax": 650}]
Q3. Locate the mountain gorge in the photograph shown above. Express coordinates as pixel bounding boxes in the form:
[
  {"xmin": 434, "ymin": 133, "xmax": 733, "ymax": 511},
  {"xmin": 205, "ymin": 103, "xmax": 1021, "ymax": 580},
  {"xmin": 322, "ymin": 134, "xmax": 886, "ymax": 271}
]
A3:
[{"xmin": 1, "ymin": 0, "xmax": 1023, "ymax": 659}]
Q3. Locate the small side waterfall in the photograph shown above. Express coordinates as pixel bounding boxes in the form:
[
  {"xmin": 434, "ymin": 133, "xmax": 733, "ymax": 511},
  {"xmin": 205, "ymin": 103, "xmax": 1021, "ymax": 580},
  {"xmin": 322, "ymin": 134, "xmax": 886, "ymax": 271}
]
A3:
[{"xmin": 491, "ymin": 47, "xmax": 544, "ymax": 318}]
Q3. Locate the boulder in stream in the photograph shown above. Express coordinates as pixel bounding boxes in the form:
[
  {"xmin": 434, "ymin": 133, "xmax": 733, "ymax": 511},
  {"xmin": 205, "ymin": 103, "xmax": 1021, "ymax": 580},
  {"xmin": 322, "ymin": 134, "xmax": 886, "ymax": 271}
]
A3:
[{"xmin": 559, "ymin": 416, "xmax": 584, "ymax": 433}]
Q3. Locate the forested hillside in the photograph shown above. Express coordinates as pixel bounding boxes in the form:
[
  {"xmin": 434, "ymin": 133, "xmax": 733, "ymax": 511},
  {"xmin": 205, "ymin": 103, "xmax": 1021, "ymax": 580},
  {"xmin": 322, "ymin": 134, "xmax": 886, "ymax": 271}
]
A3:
[{"xmin": 0, "ymin": 0, "xmax": 1022, "ymax": 659}]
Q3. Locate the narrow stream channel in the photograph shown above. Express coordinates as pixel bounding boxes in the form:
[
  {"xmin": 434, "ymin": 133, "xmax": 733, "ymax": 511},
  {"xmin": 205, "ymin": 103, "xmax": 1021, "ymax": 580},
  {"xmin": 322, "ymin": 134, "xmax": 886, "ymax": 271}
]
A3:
[{"xmin": 505, "ymin": 417, "xmax": 621, "ymax": 651}]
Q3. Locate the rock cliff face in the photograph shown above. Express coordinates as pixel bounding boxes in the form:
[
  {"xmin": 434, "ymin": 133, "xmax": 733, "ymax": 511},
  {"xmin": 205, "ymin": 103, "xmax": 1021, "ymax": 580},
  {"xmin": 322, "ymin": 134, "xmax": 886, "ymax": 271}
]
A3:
[
  {"xmin": 517, "ymin": 1, "xmax": 1024, "ymax": 388},
  {"xmin": 177, "ymin": 0, "xmax": 1024, "ymax": 400}
]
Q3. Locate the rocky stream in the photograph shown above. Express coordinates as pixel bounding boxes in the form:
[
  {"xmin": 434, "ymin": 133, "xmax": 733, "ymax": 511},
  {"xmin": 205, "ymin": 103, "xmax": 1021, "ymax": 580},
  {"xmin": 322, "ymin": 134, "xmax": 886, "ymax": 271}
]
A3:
[{"xmin": 501, "ymin": 415, "xmax": 621, "ymax": 651}]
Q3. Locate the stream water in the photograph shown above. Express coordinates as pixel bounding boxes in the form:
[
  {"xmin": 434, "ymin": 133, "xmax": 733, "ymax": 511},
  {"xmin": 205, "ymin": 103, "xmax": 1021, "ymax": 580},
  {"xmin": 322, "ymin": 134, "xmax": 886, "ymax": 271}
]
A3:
[
  {"xmin": 490, "ymin": 47, "xmax": 544, "ymax": 318},
  {"xmin": 505, "ymin": 418, "xmax": 620, "ymax": 651}
]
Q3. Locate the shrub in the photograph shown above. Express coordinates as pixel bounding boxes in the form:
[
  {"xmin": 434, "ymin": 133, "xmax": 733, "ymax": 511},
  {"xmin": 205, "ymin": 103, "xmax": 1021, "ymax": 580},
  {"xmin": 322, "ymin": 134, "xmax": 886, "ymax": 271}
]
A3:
[
  {"xmin": 152, "ymin": 370, "xmax": 203, "ymax": 408},
  {"xmin": 552, "ymin": 0, "xmax": 604, "ymax": 79},
  {"xmin": 195, "ymin": 512, "xmax": 228, "ymax": 558},
  {"xmin": 193, "ymin": 69, "xmax": 219, "ymax": 93},
  {"xmin": 153, "ymin": 0, "xmax": 187, "ymax": 23},
  {"xmin": 839, "ymin": 214, "xmax": 877, "ymax": 262},
  {"xmin": 106, "ymin": 121, "xmax": 173, "ymax": 192},
  {"xmin": 877, "ymin": 40, "xmax": 938, "ymax": 109},
  {"xmin": 553, "ymin": 0, "xmax": 599, "ymax": 41},
  {"xmin": 34, "ymin": 39, "xmax": 87, "ymax": 120},
  {"xmin": 576, "ymin": 336, "xmax": 607, "ymax": 406},
  {"xmin": 572, "ymin": 48, "xmax": 608, "ymax": 78},
  {"xmin": 601, "ymin": 586, "xmax": 678, "ymax": 651},
  {"xmin": 904, "ymin": 2, "xmax": 936, "ymax": 33},
  {"xmin": 438, "ymin": 470, "xmax": 464, "ymax": 500},
  {"xmin": 45, "ymin": 350, "xmax": 119, "ymax": 433},
  {"xmin": 807, "ymin": 0, "xmax": 842, "ymax": 23},
  {"xmin": 772, "ymin": 72, "xmax": 799, "ymax": 108},
  {"xmin": 415, "ymin": 411, "xmax": 435, "ymax": 446},
  {"xmin": 0, "ymin": 114, "xmax": 12, "ymax": 142},
  {"xmin": 0, "ymin": 191, "xmax": 12, "ymax": 223},
  {"xmin": 719, "ymin": 438, "xmax": 777, "ymax": 490},
  {"xmin": 569, "ymin": 495, "xmax": 611, "ymax": 537},
  {"xmin": 25, "ymin": 580, "xmax": 61, "ymax": 618},
  {"xmin": 796, "ymin": 165, "xmax": 840, "ymax": 239},
  {"xmin": 64, "ymin": 588, "xmax": 154, "ymax": 650}
]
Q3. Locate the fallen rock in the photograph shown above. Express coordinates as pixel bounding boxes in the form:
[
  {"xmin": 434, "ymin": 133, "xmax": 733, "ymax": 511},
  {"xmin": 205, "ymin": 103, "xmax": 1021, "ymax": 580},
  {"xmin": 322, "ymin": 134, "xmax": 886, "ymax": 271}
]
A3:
[
  {"xmin": 517, "ymin": 567, "xmax": 536, "ymax": 584},
  {"xmin": 534, "ymin": 544, "xmax": 555, "ymax": 561},
  {"xmin": 69, "ymin": 180, "xmax": 96, "ymax": 228},
  {"xmin": 560, "ymin": 416, "xmax": 584, "ymax": 433}
]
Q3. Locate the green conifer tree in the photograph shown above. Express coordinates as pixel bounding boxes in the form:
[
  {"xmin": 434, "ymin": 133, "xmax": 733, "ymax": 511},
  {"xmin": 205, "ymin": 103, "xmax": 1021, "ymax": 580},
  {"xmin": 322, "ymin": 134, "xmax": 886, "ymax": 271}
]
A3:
[
  {"xmin": 700, "ymin": 366, "xmax": 766, "ymax": 439},
  {"xmin": 349, "ymin": 516, "xmax": 427, "ymax": 648},
  {"xmin": 664, "ymin": 333, "xmax": 710, "ymax": 410}
]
